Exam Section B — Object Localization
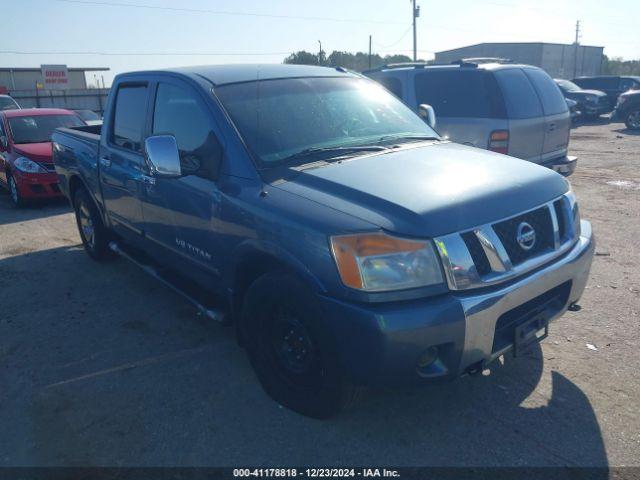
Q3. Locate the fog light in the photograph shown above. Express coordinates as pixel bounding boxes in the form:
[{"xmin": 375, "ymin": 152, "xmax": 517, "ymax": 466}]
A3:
[{"xmin": 416, "ymin": 346, "xmax": 439, "ymax": 369}]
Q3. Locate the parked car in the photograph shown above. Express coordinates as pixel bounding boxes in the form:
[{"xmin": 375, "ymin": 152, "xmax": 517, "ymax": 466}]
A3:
[
  {"xmin": 0, "ymin": 94, "xmax": 20, "ymax": 111},
  {"xmin": 73, "ymin": 109, "xmax": 102, "ymax": 125},
  {"xmin": 555, "ymin": 79, "xmax": 609, "ymax": 118},
  {"xmin": 566, "ymin": 98, "xmax": 579, "ymax": 123},
  {"xmin": 572, "ymin": 75, "xmax": 640, "ymax": 108},
  {"xmin": 365, "ymin": 61, "xmax": 576, "ymax": 176},
  {"xmin": 612, "ymin": 89, "xmax": 640, "ymax": 130},
  {"xmin": 0, "ymin": 108, "xmax": 85, "ymax": 206},
  {"xmin": 52, "ymin": 65, "xmax": 594, "ymax": 418}
]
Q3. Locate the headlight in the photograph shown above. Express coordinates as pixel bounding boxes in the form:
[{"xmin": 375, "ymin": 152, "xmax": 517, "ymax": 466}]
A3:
[
  {"xmin": 566, "ymin": 190, "xmax": 581, "ymax": 237},
  {"xmin": 330, "ymin": 232, "xmax": 444, "ymax": 292},
  {"xmin": 617, "ymin": 96, "xmax": 628, "ymax": 106},
  {"xmin": 14, "ymin": 156, "xmax": 47, "ymax": 173},
  {"xmin": 585, "ymin": 94, "xmax": 597, "ymax": 103}
]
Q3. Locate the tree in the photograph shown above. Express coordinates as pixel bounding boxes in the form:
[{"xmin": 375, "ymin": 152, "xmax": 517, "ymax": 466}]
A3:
[
  {"xmin": 601, "ymin": 55, "xmax": 640, "ymax": 76},
  {"xmin": 284, "ymin": 50, "xmax": 417, "ymax": 72}
]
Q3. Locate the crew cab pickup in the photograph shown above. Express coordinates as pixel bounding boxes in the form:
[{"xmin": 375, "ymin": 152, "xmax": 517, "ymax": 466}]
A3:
[{"xmin": 53, "ymin": 65, "xmax": 594, "ymax": 418}]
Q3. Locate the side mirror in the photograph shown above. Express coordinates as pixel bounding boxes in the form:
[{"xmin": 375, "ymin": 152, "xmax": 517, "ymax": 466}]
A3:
[
  {"xmin": 144, "ymin": 135, "xmax": 181, "ymax": 178},
  {"xmin": 418, "ymin": 104, "xmax": 437, "ymax": 129}
]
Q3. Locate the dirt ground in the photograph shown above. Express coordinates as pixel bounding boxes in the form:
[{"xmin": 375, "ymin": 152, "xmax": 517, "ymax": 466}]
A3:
[{"xmin": 0, "ymin": 119, "xmax": 638, "ymax": 468}]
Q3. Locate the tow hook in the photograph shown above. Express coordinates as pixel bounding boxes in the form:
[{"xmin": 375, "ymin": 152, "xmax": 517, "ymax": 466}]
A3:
[{"xmin": 568, "ymin": 303, "xmax": 582, "ymax": 312}]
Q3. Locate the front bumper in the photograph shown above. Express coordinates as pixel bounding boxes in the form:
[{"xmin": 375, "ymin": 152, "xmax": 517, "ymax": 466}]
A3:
[
  {"xmin": 12, "ymin": 170, "xmax": 63, "ymax": 198},
  {"xmin": 581, "ymin": 102, "xmax": 611, "ymax": 116},
  {"xmin": 320, "ymin": 221, "xmax": 594, "ymax": 387},
  {"xmin": 541, "ymin": 155, "xmax": 577, "ymax": 177}
]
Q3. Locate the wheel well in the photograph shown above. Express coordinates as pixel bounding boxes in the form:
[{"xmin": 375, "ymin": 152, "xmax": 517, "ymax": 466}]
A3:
[
  {"xmin": 232, "ymin": 253, "xmax": 293, "ymax": 345},
  {"xmin": 68, "ymin": 175, "xmax": 84, "ymax": 206}
]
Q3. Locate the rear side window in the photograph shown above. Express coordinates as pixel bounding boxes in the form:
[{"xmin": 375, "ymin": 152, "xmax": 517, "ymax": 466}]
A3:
[
  {"xmin": 377, "ymin": 76, "xmax": 403, "ymax": 98},
  {"xmin": 619, "ymin": 78, "xmax": 637, "ymax": 91},
  {"xmin": 414, "ymin": 70, "xmax": 504, "ymax": 118},
  {"xmin": 575, "ymin": 77, "xmax": 616, "ymax": 89},
  {"xmin": 152, "ymin": 83, "xmax": 220, "ymax": 177},
  {"xmin": 523, "ymin": 68, "xmax": 568, "ymax": 115},
  {"xmin": 494, "ymin": 69, "xmax": 543, "ymax": 119},
  {"xmin": 112, "ymin": 85, "xmax": 148, "ymax": 152}
]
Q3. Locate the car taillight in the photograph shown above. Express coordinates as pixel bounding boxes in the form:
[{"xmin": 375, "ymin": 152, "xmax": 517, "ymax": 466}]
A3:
[{"xmin": 488, "ymin": 130, "xmax": 509, "ymax": 155}]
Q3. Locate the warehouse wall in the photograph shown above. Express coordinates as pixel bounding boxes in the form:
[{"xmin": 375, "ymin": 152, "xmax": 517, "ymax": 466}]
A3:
[
  {"xmin": 435, "ymin": 43, "xmax": 543, "ymax": 65},
  {"xmin": 9, "ymin": 88, "xmax": 110, "ymax": 115},
  {"xmin": 0, "ymin": 70, "xmax": 88, "ymax": 90}
]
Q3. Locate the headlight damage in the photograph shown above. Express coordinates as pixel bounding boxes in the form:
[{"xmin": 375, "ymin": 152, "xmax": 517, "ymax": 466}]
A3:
[
  {"xmin": 14, "ymin": 157, "xmax": 47, "ymax": 173},
  {"xmin": 330, "ymin": 232, "xmax": 444, "ymax": 292}
]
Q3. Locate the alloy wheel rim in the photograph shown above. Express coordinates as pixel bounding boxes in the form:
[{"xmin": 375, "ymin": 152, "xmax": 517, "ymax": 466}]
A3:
[
  {"xmin": 9, "ymin": 177, "xmax": 18, "ymax": 204},
  {"xmin": 78, "ymin": 202, "xmax": 95, "ymax": 248},
  {"xmin": 629, "ymin": 111, "xmax": 640, "ymax": 129}
]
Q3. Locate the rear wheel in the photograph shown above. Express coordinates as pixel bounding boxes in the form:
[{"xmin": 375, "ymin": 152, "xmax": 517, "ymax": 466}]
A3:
[
  {"xmin": 7, "ymin": 174, "xmax": 24, "ymax": 208},
  {"xmin": 625, "ymin": 110, "xmax": 640, "ymax": 130},
  {"xmin": 242, "ymin": 272, "xmax": 359, "ymax": 419},
  {"xmin": 74, "ymin": 187, "xmax": 111, "ymax": 261}
]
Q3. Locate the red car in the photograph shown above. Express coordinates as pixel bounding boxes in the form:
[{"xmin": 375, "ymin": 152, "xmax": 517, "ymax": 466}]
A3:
[{"xmin": 0, "ymin": 108, "xmax": 85, "ymax": 206}]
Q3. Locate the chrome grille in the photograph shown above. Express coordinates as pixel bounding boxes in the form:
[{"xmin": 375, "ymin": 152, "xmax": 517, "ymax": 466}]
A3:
[{"xmin": 434, "ymin": 192, "xmax": 580, "ymax": 291}]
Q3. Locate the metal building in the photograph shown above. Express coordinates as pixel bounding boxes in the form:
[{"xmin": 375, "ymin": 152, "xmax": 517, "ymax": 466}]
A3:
[
  {"xmin": 434, "ymin": 42, "xmax": 604, "ymax": 79},
  {"xmin": 0, "ymin": 66, "xmax": 109, "ymax": 91}
]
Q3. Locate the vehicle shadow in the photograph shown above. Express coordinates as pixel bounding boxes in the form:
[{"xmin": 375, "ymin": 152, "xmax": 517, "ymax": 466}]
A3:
[
  {"xmin": 0, "ymin": 189, "xmax": 71, "ymax": 226},
  {"xmin": 613, "ymin": 128, "xmax": 640, "ymax": 136},
  {"xmin": 572, "ymin": 116, "xmax": 611, "ymax": 128},
  {"xmin": 0, "ymin": 245, "xmax": 608, "ymax": 469}
]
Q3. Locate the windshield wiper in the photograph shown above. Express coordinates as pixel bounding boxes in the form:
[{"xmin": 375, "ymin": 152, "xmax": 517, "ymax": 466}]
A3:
[{"xmin": 281, "ymin": 145, "xmax": 389, "ymax": 166}]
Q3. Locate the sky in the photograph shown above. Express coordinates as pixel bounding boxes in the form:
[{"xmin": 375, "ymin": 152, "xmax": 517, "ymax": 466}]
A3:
[{"xmin": 2, "ymin": 0, "xmax": 638, "ymax": 87}]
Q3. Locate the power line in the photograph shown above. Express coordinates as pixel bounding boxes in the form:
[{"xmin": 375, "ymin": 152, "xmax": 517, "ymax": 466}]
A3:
[
  {"xmin": 0, "ymin": 50, "xmax": 292, "ymax": 56},
  {"xmin": 54, "ymin": 0, "xmax": 406, "ymax": 25},
  {"xmin": 373, "ymin": 25, "xmax": 413, "ymax": 49}
]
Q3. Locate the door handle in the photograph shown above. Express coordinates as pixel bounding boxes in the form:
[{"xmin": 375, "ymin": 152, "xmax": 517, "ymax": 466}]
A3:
[
  {"xmin": 100, "ymin": 157, "xmax": 111, "ymax": 168},
  {"xmin": 548, "ymin": 123, "xmax": 556, "ymax": 132},
  {"xmin": 135, "ymin": 174, "xmax": 156, "ymax": 186}
]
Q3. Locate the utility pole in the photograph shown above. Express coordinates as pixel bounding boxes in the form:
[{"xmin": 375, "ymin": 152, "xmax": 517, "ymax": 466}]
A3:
[
  {"xmin": 369, "ymin": 35, "xmax": 372, "ymax": 69},
  {"xmin": 412, "ymin": 0, "xmax": 420, "ymax": 62},
  {"xmin": 318, "ymin": 40, "xmax": 323, "ymax": 66},
  {"xmin": 573, "ymin": 20, "xmax": 581, "ymax": 78}
]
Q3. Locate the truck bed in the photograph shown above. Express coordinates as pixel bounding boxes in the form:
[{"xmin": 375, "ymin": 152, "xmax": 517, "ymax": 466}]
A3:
[{"xmin": 52, "ymin": 124, "xmax": 103, "ymax": 202}]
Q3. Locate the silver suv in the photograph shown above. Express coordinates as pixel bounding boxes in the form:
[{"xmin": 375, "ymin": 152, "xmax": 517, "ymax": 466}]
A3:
[{"xmin": 365, "ymin": 61, "xmax": 576, "ymax": 175}]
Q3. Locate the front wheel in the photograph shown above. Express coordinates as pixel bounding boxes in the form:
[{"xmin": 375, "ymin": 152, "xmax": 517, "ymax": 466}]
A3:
[
  {"xmin": 74, "ymin": 188, "xmax": 112, "ymax": 261},
  {"xmin": 625, "ymin": 110, "xmax": 640, "ymax": 130},
  {"xmin": 7, "ymin": 174, "xmax": 24, "ymax": 208},
  {"xmin": 242, "ymin": 272, "xmax": 360, "ymax": 419}
]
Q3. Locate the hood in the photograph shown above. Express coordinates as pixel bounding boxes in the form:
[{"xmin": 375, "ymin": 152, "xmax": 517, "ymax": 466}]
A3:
[
  {"xmin": 13, "ymin": 143, "xmax": 53, "ymax": 163},
  {"xmin": 573, "ymin": 89, "xmax": 607, "ymax": 98},
  {"xmin": 274, "ymin": 142, "xmax": 569, "ymax": 238}
]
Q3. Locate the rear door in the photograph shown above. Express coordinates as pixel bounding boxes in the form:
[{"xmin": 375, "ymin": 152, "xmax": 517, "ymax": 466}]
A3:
[
  {"xmin": 412, "ymin": 69, "xmax": 508, "ymax": 150},
  {"xmin": 100, "ymin": 83, "xmax": 150, "ymax": 238},
  {"xmin": 0, "ymin": 115, "xmax": 8, "ymax": 185},
  {"xmin": 523, "ymin": 68, "xmax": 570, "ymax": 163},
  {"xmin": 493, "ymin": 68, "xmax": 545, "ymax": 162}
]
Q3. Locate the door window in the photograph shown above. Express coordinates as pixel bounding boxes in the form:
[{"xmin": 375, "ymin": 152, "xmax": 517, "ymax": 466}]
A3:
[
  {"xmin": 377, "ymin": 76, "xmax": 403, "ymax": 98},
  {"xmin": 523, "ymin": 68, "xmax": 568, "ymax": 115},
  {"xmin": 112, "ymin": 85, "xmax": 148, "ymax": 152},
  {"xmin": 494, "ymin": 69, "xmax": 543, "ymax": 119},
  {"xmin": 414, "ymin": 70, "xmax": 504, "ymax": 118},
  {"xmin": 152, "ymin": 83, "xmax": 221, "ymax": 178}
]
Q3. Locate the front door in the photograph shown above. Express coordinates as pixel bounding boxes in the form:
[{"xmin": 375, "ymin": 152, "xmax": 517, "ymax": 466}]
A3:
[
  {"xmin": 100, "ymin": 83, "xmax": 150, "ymax": 238},
  {"xmin": 140, "ymin": 79, "xmax": 225, "ymax": 282},
  {"xmin": 0, "ymin": 117, "xmax": 8, "ymax": 185}
]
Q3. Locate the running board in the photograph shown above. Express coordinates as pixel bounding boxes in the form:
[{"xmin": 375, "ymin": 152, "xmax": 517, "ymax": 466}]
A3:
[{"xmin": 108, "ymin": 241, "xmax": 226, "ymax": 323}]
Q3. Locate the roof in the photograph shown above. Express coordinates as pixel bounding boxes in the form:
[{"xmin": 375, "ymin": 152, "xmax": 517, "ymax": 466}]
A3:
[
  {"xmin": 161, "ymin": 64, "xmax": 357, "ymax": 85},
  {"xmin": 0, "ymin": 67, "xmax": 109, "ymax": 72},
  {"xmin": 436, "ymin": 42, "xmax": 604, "ymax": 55},
  {"xmin": 2, "ymin": 108, "xmax": 76, "ymax": 118}
]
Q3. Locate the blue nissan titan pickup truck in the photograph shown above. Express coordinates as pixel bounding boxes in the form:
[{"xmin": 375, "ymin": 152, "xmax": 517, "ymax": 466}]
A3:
[{"xmin": 52, "ymin": 64, "xmax": 594, "ymax": 418}]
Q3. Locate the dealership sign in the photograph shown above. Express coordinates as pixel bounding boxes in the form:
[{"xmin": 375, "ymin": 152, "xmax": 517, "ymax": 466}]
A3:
[{"xmin": 41, "ymin": 64, "xmax": 69, "ymax": 89}]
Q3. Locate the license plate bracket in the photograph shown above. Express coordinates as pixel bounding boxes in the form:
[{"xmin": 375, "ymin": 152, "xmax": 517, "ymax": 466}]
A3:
[{"xmin": 513, "ymin": 314, "xmax": 549, "ymax": 357}]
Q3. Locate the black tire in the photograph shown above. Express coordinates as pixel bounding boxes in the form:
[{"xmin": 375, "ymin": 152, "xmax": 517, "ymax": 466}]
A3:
[
  {"xmin": 7, "ymin": 173, "xmax": 25, "ymax": 208},
  {"xmin": 73, "ymin": 187, "xmax": 112, "ymax": 261},
  {"xmin": 242, "ymin": 272, "xmax": 359, "ymax": 419},
  {"xmin": 625, "ymin": 110, "xmax": 640, "ymax": 130}
]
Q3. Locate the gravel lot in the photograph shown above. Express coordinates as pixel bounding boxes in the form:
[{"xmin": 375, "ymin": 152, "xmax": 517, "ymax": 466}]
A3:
[{"xmin": 0, "ymin": 119, "xmax": 638, "ymax": 468}]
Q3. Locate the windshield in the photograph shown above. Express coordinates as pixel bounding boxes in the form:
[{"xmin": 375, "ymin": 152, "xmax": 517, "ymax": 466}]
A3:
[
  {"xmin": 0, "ymin": 97, "xmax": 19, "ymax": 111},
  {"xmin": 8, "ymin": 114, "xmax": 85, "ymax": 144},
  {"xmin": 556, "ymin": 80, "xmax": 581, "ymax": 92},
  {"xmin": 215, "ymin": 77, "xmax": 439, "ymax": 168}
]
